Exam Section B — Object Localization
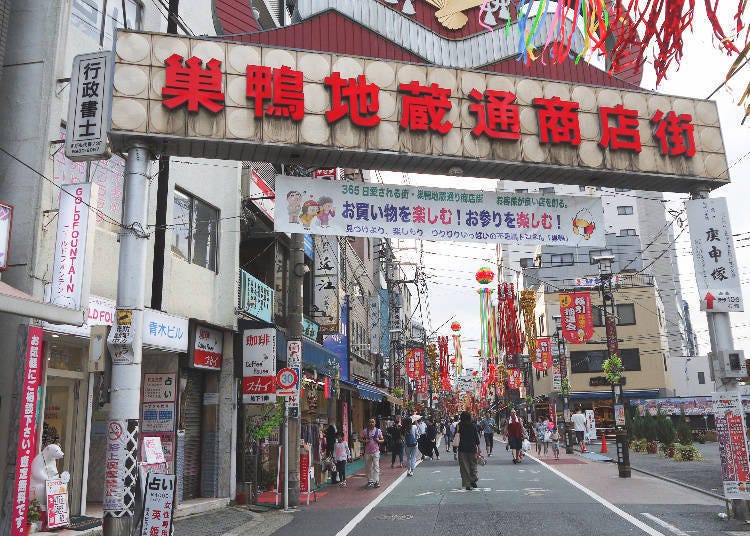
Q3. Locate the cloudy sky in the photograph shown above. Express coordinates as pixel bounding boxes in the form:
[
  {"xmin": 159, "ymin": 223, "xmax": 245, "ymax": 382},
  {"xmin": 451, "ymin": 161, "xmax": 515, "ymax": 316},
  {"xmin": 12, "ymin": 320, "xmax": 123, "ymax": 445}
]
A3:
[{"xmin": 382, "ymin": 5, "xmax": 750, "ymax": 371}]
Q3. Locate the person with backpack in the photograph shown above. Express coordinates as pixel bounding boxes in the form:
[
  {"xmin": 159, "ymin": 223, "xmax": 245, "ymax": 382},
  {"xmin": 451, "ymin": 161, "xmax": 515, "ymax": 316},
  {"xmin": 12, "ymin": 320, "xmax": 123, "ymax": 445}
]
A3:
[
  {"xmin": 456, "ymin": 411, "xmax": 481, "ymax": 490},
  {"xmin": 425, "ymin": 418, "xmax": 440, "ymax": 460},
  {"xmin": 360, "ymin": 418, "xmax": 384, "ymax": 488},
  {"xmin": 388, "ymin": 417, "xmax": 405, "ymax": 468},
  {"xmin": 404, "ymin": 415, "xmax": 420, "ymax": 476}
]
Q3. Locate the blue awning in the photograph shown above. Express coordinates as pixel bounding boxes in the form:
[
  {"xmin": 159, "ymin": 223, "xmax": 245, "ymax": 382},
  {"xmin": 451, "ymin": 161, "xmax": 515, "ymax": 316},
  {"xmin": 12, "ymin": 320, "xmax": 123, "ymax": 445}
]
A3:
[
  {"xmin": 569, "ymin": 389, "xmax": 660, "ymax": 399},
  {"xmin": 356, "ymin": 383, "xmax": 384, "ymax": 402}
]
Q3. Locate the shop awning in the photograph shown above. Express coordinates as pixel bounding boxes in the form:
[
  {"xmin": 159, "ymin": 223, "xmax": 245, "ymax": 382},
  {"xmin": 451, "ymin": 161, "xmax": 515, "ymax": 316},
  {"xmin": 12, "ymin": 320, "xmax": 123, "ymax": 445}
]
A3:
[
  {"xmin": 356, "ymin": 383, "xmax": 384, "ymax": 402},
  {"xmin": 0, "ymin": 281, "xmax": 85, "ymax": 325},
  {"xmin": 569, "ymin": 389, "xmax": 660, "ymax": 399}
]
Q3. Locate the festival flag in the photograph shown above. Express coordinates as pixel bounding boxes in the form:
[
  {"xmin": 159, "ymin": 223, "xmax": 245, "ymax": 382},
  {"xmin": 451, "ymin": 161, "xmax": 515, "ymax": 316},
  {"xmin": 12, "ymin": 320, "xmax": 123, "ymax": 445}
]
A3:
[{"xmin": 559, "ymin": 292, "xmax": 594, "ymax": 344}]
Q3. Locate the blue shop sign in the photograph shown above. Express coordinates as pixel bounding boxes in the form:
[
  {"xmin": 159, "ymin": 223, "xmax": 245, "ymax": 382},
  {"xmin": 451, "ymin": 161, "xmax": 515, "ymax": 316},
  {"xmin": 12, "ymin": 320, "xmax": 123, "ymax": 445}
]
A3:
[
  {"xmin": 302, "ymin": 317, "xmax": 319, "ymax": 340},
  {"xmin": 239, "ymin": 270, "xmax": 273, "ymax": 322}
]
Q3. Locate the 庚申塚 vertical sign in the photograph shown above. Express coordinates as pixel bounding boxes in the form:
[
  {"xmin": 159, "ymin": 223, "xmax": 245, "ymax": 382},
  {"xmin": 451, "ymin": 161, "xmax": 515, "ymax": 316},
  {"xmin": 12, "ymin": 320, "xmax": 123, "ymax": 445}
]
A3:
[{"xmin": 686, "ymin": 198, "xmax": 744, "ymax": 312}]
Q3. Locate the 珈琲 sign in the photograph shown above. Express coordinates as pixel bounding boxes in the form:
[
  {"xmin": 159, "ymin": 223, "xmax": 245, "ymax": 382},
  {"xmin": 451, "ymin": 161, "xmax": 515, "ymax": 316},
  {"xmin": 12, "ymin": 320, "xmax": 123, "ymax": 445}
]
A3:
[{"xmin": 108, "ymin": 30, "xmax": 729, "ymax": 193}]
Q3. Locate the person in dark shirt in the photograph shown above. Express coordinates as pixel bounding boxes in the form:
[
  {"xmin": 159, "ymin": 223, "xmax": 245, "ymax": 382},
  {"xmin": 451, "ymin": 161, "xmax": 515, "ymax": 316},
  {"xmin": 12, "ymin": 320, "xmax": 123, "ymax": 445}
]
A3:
[
  {"xmin": 456, "ymin": 411, "xmax": 480, "ymax": 489},
  {"xmin": 425, "ymin": 418, "xmax": 440, "ymax": 460}
]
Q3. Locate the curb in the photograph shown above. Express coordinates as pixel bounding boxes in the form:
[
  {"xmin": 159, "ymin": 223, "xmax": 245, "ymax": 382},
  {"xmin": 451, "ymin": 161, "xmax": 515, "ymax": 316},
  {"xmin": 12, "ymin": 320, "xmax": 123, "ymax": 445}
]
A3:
[{"xmin": 629, "ymin": 465, "xmax": 726, "ymax": 502}]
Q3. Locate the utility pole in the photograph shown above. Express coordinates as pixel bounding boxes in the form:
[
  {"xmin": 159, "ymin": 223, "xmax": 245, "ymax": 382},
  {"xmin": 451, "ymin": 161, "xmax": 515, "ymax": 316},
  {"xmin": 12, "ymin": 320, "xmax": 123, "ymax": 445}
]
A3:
[
  {"xmin": 691, "ymin": 188, "xmax": 748, "ymax": 520},
  {"xmin": 104, "ymin": 144, "xmax": 151, "ymax": 535}
]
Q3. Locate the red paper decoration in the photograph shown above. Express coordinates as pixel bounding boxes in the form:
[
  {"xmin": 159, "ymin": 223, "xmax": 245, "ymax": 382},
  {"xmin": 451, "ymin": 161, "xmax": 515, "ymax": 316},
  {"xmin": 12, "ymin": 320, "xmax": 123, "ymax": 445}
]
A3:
[
  {"xmin": 475, "ymin": 267, "xmax": 495, "ymax": 285},
  {"xmin": 450, "ymin": 321, "xmax": 462, "ymax": 332}
]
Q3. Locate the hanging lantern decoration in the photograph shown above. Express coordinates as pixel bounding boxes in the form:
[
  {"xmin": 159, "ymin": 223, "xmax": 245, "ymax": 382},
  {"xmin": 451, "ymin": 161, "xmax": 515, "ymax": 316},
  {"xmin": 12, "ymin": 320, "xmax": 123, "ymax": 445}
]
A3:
[
  {"xmin": 450, "ymin": 321, "xmax": 461, "ymax": 332},
  {"xmin": 475, "ymin": 267, "xmax": 495, "ymax": 285},
  {"xmin": 520, "ymin": 289, "xmax": 538, "ymax": 357}
]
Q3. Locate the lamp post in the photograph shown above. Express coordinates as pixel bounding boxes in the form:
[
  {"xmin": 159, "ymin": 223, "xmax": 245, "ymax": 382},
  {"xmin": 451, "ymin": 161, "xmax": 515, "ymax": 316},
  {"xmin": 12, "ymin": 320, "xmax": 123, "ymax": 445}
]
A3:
[
  {"xmin": 593, "ymin": 254, "xmax": 630, "ymax": 478},
  {"xmin": 552, "ymin": 315, "xmax": 574, "ymax": 454}
]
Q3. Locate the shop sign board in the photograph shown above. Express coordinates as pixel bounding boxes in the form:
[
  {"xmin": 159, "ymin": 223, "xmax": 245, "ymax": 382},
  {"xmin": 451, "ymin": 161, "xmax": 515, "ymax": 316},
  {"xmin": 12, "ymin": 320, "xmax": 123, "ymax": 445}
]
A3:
[
  {"xmin": 109, "ymin": 30, "xmax": 728, "ymax": 194},
  {"xmin": 585, "ymin": 410, "xmax": 597, "ymax": 441},
  {"xmin": 50, "ymin": 183, "xmax": 93, "ymax": 309},
  {"xmin": 45, "ymin": 479, "xmax": 70, "ymax": 529},
  {"xmin": 378, "ymin": 290, "xmax": 389, "ymax": 356},
  {"xmin": 559, "ymin": 292, "xmax": 594, "ymax": 344},
  {"xmin": 142, "ymin": 373, "xmax": 177, "ymax": 439},
  {"xmin": 286, "ymin": 340, "xmax": 302, "ymax": 409},
  {"xmin": 11, "ymin": 326, "xmax": 43, "ymax": 536},
  {"xmin": 191, "ymin": 325, "xmax": 223, "ymax": 370},
  {"xmin": 108, "ymin": 308, "xmax": 141, "ymax": 365},
  {"xmin": 686, "ymin": 198, "xmax": 743, "ymax": 312},
  {"xmin": 575, "ymin": 275, "xmax": 622, "ymax": 288},
  {"xmin": 141, "ymin": 473, "xmax": 176, "ymax": 536},
  {"xmin": 239, "ymin": 270, "xmax": 274, "ymax": 322},
  {"xmin": 275, "ymin": 176, "xmax": 605, "ymax": 246},
  {"xmin": 534, "ymin": 337, "xmax": 552, "ymax": 371},
  {"xmin": 0, "ymin": 201, "xmax": 12, "ymax": 270},
  {"xmin": 242, "ymin": 328, "xmax": 276, "ymax": 404},
  {"xmin": 713, "ymin": 392, "xmax": 750, "ymax": 499},
  {"xmin": 65, "ymin": 51, "xmax": 112, "ymax": 161},
  {"xmin": 143, "ymin": 373, "xmax": 176, "ymax": 403},
  {"xmin": 369, "ymin": 295, "xmax": 380, "ymax": 354},
  {"xmin": 302, "ymin": 317, "xmax": 319, "ymax": 340},
  {"xmin": 551, "ymin": 344, "xmax": 561, "ymax": 391},
  {"xmin": 247, "ymin": 168, "xmax": 275, "ymax": 222},
  {"xmin": 313, "ymin": 236, "xmax": 340, "ymax": 333},
  {"xmin": 143, "ymin": 309, "xmax": 188, "ymax": 352}
]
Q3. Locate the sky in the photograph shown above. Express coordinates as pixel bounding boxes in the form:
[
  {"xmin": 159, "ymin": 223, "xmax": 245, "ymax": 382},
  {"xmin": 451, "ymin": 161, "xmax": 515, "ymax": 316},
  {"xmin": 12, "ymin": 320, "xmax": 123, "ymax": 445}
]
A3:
[{"xmin": 381, "ymin": 5, "xmax": 750, "ymax": 372}]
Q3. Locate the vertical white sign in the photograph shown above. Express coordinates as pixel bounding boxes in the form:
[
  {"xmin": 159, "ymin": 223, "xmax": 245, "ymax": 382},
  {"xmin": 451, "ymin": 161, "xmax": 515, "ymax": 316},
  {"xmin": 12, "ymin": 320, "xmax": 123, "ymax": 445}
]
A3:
[
  {"xmin": 585, "ymin": 409, "xmax": 597, "ymax": 441},
  {"xmin": 50, "ymin": 183, "xmax": 92, "ymax": 309},
  {"xmin": 0, "ymin": 201, "xmax": 12, "ymax": 270},
  {"xmin": 141, "ymin": 473, "xmax": 176, "ymax": 536},
  {"xmin": 686, "ymin": 197, "xmax": 744, "ymax": 312},
  {"xmin": 242, "ymin": 328, "xmax": 277, "ymax": 404},
  {"xmin": 369, "ymin": 295, "xmax": 380, "ymax": 355},
  {"xmin": 313, "ymin": 235, "xmax": 340, "ymax": 333},
  {"xmin": 65, "ymin": 51, "xmax": 112, "ymax": 161}
]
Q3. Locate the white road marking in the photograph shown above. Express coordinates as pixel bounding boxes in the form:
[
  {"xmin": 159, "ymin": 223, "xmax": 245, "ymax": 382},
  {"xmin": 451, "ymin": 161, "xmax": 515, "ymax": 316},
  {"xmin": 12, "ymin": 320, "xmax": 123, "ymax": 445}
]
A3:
[
  {"xmin": 640, "ymin": 513, "xmax": 690, "ymax": 536},
  {"xmin": 415, "ymin": 491, "xmax": 434, "ymax": 496},
  {"xmin": 528, "ymin": 455, "xmax": 666, "ymax": 536}
]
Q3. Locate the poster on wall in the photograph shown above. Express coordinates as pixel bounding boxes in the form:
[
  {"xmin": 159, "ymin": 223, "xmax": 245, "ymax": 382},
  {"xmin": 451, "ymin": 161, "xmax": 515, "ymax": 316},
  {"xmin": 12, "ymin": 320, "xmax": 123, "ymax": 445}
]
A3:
[
  {"xmin": 242, "ymin": 328, "xmax": 277, "ymax": 404},
  {"xmin": 713, "ymin": 392, "xmax": 750, "ymax": 499},
  {"xmin": 275, "ymin": 177, "xmax": 606, "ymax": 246},
  {"xmin": 45, "ymin": 479, "xmax": 70, "ymax": 529}
]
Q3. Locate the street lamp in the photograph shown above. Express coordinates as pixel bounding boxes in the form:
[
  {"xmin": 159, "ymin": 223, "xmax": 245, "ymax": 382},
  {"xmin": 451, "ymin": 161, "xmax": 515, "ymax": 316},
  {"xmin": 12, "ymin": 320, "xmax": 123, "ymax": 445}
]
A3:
[
  {"xmin": 593, "ymin": 254, "xmax": 631, "ymax": 478},
  {"xmin": 552, "ymin": 314, "xmax": 574, "ymax": 454}
]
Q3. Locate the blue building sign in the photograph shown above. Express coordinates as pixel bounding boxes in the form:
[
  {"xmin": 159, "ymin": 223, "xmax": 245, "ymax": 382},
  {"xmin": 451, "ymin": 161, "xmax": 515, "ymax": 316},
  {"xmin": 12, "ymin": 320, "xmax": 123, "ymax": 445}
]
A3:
[{"xmin": 239, "ymin": 270, "xmax": 273, "ymax": 322}]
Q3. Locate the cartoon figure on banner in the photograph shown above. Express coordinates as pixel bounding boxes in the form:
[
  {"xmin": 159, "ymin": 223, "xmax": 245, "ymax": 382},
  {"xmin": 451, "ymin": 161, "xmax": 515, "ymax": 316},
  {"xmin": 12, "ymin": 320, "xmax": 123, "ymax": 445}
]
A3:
[
  {"xmin": 287, "ymin": 191, "xmax": 302, "ymax": 224},
  {"xmin": 316, "ymin": 195, "xmax": 336, "ymax": 227},
  {"xmin": 30, "ymin": 444, "xmax": 69, "ymax": 511},
  {"xmin": 299, "ymin": 199, "xmax": 320, "ymax": 230},
  {"xmin": 572, "ymin": 217, "xmax": 596, "ymax": 240}
]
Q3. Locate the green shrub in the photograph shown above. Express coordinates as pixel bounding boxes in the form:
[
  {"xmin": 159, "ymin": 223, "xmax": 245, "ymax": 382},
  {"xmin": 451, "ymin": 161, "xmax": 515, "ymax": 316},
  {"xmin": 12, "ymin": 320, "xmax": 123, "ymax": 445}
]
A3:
[
  {"xmin": 674, "ymin": 444, "xmax": 703, "ymax": 461},
  {"xmin": 643, "ymin": 416, "xmax": 658, "ymax": 442},
  {"xmin": 676, "ymin": 410, "xmax": 693, "ymax": 445},
  {"xmin": 630, "ymin": 438, "xmax": 648, "ymax": 452},
  {"xmin": 655, "ymin": 412, "xmax": 676, "ymax": 446}
]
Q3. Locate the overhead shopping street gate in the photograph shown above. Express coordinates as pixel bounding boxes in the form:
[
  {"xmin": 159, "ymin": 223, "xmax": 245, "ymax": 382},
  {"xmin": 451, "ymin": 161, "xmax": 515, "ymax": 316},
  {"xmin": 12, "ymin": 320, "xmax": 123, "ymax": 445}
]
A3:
[{"xmin": 98, "ymin": 30, "xmax": 728, "ymax": 194}]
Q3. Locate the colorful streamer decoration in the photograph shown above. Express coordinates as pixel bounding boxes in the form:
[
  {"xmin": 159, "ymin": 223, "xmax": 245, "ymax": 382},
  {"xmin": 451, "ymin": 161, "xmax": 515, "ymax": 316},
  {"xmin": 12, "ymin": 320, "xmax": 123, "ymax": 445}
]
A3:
[
  {"xmin": 520, "ymin": 289, "xmax": 539, "ymax": 356},
  {"xmin": 452, "ymin": 330, "xmax": 463, "ymax": 377},
  {"xmin": 475, "ymin": 267, "xmax": 496, "ymax": 285},
  {"xmin": 479, "ymin": 1, "xmax": 748, "ymax": 88}
]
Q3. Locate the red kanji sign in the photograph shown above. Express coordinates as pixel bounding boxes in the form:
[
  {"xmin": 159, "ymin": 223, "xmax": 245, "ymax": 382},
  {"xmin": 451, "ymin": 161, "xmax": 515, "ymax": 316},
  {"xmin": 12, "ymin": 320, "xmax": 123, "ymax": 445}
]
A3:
[
  {"xmin": 599, "ymin": 104, "xmax": 642, "ymax": 152},
  {"xmin": 533, "ymin": 96, "xmax": 581, "ymax": 146},
  {"xmin": 324, "ymin": 72, "xmax": 381, "ymax": 127},
  {"xmin": 399, "ymin": 81, "xmax": 453, "ymax": 134},
  {"xmin": 468, "ymin": 89, "xmax": 520, "ymax": 140},
  {"xmin": 161, "ymin": 54, "xmax": 225, "ymax": 113},
  {"xmin": 246, "ymin": 64, "xmax": 304, "ymax": 120},
  {"xmin": 651, "ymin": 110, "xmax": 696, "ymax": 157}
]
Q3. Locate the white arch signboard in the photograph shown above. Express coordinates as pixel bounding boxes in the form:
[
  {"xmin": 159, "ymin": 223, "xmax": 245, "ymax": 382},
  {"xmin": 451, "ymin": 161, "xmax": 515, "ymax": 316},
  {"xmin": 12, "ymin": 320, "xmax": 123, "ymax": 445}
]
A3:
[{"xmin": 99, "ymin": 30, "xmax": 729, "ymax": 195}]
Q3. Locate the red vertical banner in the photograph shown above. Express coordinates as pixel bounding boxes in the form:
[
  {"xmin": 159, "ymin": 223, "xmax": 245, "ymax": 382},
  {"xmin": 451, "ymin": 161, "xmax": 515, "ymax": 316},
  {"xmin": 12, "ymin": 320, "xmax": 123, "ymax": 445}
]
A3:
[
  {"xmin": 507, "ymin": 368, "xmax": 522, "ymax": 390},
  {"xmin": 534, "ymin": 337, "xmax": 552, "ymax": 371},
  {"xmin": 559, "ymin": 292, "xmax": 594, "ymax": 343},
  {"xmin": 605, "ymin": 315, "xmax": 619, "ymax": 356},
  {"xmin": 413, "ymin": 348, "xmax": 425, "ymax": 377},
  {"xmin": 300, "ymin": 449, "xmax": 310, "ymax": 494},
  {"xmin": 12, "ymin": 326, "xmax": 43, "ymax": 536},
  {"xmin": 405, "ymin": 349, "xmax": 416, "ymax": 379}
]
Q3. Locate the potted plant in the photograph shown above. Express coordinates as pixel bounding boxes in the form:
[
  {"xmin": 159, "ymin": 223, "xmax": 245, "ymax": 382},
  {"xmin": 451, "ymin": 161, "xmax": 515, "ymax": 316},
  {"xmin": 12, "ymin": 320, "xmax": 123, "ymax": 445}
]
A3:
[
  {"xmin": 602, "ymin": 353, "xmax": 623, "ymax": 386},
  {"xmin": 27, "ymin": 499, "xmax": 42, "ymax": 534}
]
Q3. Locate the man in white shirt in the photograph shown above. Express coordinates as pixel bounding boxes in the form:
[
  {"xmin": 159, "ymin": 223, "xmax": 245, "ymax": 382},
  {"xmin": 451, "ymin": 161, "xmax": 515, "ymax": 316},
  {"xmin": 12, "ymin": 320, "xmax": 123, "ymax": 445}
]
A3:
[{"xmin": 570, "ymin": 407, "xmax": 588, "ymax": 453}]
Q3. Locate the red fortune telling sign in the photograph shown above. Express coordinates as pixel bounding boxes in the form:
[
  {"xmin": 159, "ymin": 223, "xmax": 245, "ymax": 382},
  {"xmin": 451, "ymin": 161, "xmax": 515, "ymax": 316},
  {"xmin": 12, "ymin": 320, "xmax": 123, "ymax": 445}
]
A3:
[
  {"xmin": 534, "ymin": 337, "xmax": 553, "ymax": 371},
  {"xmin": 559, "ymin": 292, "xmax": 594, "ymax": 344}
]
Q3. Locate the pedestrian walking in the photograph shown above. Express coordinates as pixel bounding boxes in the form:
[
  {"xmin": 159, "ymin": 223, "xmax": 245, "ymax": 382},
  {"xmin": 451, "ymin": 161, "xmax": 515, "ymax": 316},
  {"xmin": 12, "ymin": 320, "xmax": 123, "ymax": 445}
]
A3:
[
  {"xmin": 404, "ymin": 415, "xmax": 420, "ymax": 476},
  {"xmin": 480, "ymin": 411, "xmax": 495, "ymax": 456},
  {"xmin": 388, "ymin": 417, "xmax": 404, "ymax": 468},
  {"xmin": 425, "ymin": 418, "xmax": 440, "ymax": 460},
  {"xmin": 507, "ymin": 409, "xmax": 525, "ymax": 463},
  {"xmin": 534, "ymin": 416, "xmax": 548, "ymax": 456},
  {"xmin": 360, "ymin": 418, "xmax": 384, "ymax": 488},
  {"xmin": 456, "ymin": 411, "xmax": 480, "ymax": 490},
  {"xmin": 571, "ymin": 406, "xmax": 588, "ymax": 453},
  {"xmin": 324, "ymin": 423, "xmax": 337, "ymax": 458},
  {"xmin": 450, "ymin": 415, "xmax": 460, "ymax": 460},
  {"xmin": 550, "ymin": 427, "xmax": 560, "ymax": 460},
  {"xmin": 333, "ymin": 432, "xmax": 351, "ymax": 486},
  {"xmin": 443, "ymin": 418, "xmax": 453, "ymax": 453}
]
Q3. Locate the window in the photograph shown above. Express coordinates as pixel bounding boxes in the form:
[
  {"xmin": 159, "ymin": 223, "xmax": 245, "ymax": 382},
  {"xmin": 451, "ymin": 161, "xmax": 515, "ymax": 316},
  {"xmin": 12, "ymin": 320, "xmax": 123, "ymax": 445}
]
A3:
[
  {"xmin": 515, "ymin": 188, "xmax": 528, "ymax": 193},
  {"xmin": 591, "ymin": 304, "xmax": 636, "ymax": 326},
  {"xmin": 579, "ymin": 185, "xmax": 587, "ymax": 192},
  {"xmin": 615, "ymin": 188, "xmax": 631, "ymax": 192},
  {"xmin": 172, "ymin": 190, "xmax": 219, "ymax": 272},
  {"xmin": 619, "ymin": 228, "xmax": 637, "ymax": 237},
  {"xmin": 550, "ymin": 253, "xmax": 574, "ymax": 266},
  {"xmin": 698, "ymin": 371, "xmax": 706, "ymax": 384},
  {"xmin": 519, "ymin": 257, "xmax": 534, "ymax": 268},
  {"xmin": 71, "ymin": 0, "xmax": 143, "ymax": 47},
  {"xmin": 540, "ymin": 187, "xmax": 556, "ymax": 195},
  {"xmin": 571, "ymin": 348, "xmax": 641, "ymax": 373},
  {"xmin": 617, "ymin": 205, "xmax": 634, "ymax": 215}
]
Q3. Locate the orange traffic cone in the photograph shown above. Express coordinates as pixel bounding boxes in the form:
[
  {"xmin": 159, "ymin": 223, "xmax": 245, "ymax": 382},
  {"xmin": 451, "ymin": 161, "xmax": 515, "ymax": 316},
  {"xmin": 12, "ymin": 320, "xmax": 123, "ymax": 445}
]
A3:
[{"xmin": 600, "ymin": 434, "xmax": 608, "ymax": 454}]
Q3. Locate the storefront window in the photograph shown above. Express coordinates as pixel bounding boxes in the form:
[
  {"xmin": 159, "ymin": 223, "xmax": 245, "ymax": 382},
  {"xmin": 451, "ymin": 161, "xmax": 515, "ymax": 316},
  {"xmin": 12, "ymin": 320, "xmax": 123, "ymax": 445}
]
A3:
[{"xmin": 47, "ymin": 346, "xmax": 84, "ymax": 372}]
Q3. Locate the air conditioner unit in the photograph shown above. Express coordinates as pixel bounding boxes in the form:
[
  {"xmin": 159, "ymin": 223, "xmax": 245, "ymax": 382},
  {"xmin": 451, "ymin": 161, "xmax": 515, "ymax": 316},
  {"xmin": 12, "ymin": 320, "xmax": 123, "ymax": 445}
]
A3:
[{"xmin": 714, "ymin": 350, "xmax": 747, "ymax": 379}]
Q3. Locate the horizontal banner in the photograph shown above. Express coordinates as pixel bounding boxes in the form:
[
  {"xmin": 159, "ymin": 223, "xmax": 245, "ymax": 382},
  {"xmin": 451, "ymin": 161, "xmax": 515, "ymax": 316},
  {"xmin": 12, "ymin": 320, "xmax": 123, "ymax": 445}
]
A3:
[{"xmin": 274, "ymin": 177, "xmax": 605, "ymax": 246}]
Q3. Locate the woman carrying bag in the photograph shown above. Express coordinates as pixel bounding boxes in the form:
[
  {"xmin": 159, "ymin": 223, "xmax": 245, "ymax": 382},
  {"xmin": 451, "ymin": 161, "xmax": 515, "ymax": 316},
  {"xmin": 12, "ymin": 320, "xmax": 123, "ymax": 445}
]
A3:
[
  {"xmin": 455, "ymin": 411, "xmax": 480, "ymax": 490},
  {"xmin": 507, "ymin": 409, "xmax": 525, "ymax": 464}
]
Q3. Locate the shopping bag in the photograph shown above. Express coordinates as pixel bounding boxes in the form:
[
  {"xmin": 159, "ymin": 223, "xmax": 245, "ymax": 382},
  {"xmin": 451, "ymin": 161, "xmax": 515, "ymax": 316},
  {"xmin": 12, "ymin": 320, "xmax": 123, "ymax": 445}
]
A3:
[
  {"xmin": 452, "ymin": 432, "xmax": 461, "ymax": 448},
  {"xmin": 521, "ymin": 439, "xmax": 531, "ymax": 452}
]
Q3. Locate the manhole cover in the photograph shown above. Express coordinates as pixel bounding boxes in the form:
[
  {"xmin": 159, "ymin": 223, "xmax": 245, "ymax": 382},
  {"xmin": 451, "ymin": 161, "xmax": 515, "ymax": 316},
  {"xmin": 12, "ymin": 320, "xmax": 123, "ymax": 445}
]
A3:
[{"xmin": 375, "ymin": 513, "xmax": 414, "ymax": 521}]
